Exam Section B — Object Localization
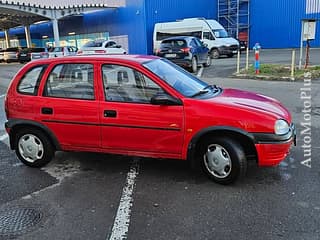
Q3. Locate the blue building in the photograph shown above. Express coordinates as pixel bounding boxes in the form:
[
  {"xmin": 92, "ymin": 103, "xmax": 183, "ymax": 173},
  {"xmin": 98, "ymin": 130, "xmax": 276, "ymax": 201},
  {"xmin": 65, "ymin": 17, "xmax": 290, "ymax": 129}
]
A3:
[{"xmin": 0, "ymin": 0, "xmax": 319, "ymax": 53}]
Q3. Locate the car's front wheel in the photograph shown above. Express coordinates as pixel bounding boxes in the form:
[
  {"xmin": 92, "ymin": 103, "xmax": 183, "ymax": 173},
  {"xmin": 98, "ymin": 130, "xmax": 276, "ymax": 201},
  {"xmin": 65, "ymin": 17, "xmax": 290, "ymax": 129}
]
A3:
[
  {"xmin": 211, "ymin": 49, "xmax": 220, "ymax": 59},
  {"xmin": 199, "ymin": 137, "xmax": 247, "ymax": 184},
  {"xmin": 15, "ymin": 128, "xmax": 54, "ymax": 168}
]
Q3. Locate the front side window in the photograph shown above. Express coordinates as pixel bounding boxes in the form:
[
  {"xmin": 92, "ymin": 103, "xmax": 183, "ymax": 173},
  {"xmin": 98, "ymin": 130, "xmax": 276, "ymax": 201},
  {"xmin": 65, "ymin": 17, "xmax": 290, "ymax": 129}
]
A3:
[
  {"xmin": 143, "ymin": 59, "xmax": 208, "ymax": 97},
  {"xmin": 44, "ymin": 63, "xmax": 94, "ymax": 100},
  {"xmin": 102, "ymin": 64, "xmax": 163, "ymax": 103},
  {"xmin": 17, "ymin": 65, "xmax": 46, "ymax": 95}
]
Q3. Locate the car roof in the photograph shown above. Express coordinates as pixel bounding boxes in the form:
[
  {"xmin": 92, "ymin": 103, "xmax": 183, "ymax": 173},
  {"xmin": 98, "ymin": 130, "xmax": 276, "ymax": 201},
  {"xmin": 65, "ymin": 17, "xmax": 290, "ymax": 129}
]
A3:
[{"xmin": 26, "ymin": 54, "xmax": 159, "ymax": 65}]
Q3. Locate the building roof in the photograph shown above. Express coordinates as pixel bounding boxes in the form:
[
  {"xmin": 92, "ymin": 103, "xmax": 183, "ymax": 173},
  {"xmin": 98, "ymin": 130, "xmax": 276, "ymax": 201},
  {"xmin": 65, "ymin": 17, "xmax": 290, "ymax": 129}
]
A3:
[{"xmin": 0, "ymin": 0, "xmax": 125, "ymax": 30}]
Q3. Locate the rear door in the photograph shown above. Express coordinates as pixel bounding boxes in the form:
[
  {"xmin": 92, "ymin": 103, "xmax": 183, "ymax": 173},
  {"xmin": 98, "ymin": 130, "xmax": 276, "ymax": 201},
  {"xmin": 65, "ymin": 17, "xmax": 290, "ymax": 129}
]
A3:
[
  {"xmin": 37, "ymin": 62, "xmax": 100, "ymax": 149},
  {"xmin": 99, "ymin": 63, "xmax": 184, "ymax": 158},
  {"xmin": 192, "ymin": 38, "xmax": 208, "ymax": 63}
]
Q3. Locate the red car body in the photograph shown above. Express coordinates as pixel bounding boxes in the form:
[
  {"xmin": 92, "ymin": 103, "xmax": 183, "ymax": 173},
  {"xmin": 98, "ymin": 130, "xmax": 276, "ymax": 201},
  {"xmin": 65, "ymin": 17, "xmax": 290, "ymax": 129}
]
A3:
[{"xmin": 4, "ymin": 55, "xmax": 296, "ymax": 184}]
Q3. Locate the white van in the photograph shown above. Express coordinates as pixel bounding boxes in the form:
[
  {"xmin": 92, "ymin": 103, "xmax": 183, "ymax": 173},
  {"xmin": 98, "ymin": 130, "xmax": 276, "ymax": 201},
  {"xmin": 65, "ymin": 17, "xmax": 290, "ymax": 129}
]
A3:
[{"xmin": 153, "ymin": 18, "xmax": 239, "ymax": 58}]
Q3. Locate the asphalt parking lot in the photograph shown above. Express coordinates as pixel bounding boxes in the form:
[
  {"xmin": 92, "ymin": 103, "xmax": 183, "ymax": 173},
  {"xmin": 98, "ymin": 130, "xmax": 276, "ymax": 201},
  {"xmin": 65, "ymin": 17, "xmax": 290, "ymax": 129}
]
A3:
[{"xmin": 0, "ymin": 50, "xmax": 319, "ymax": 240}]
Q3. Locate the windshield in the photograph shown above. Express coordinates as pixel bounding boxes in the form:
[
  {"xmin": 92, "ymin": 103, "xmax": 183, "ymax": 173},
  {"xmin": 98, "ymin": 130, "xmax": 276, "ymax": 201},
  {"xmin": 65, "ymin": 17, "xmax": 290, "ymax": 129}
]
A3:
[
  {"xmin": 143, "ymin": 59, "xmax": 217, "ymax": 98},
  {"xmin": 213, "ymin": 29, "xmax": 229, "ymax": 38}
]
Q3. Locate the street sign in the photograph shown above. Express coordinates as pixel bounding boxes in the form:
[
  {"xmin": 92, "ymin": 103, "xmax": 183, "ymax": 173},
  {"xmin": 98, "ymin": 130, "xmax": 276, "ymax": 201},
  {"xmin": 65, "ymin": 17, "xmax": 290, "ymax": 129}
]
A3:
[{"xmin": 303, "ymin": 20, "xmax": 317, "ymax": 40}]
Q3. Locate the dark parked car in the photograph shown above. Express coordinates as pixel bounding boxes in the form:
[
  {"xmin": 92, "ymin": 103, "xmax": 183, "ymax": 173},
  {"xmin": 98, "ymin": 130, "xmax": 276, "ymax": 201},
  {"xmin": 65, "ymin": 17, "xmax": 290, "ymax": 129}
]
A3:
[
  {"xmin": 17, "ymin": 47, "xmax": 49, "ymax": 63},
  {"xmin": 155, "ymin": 36, "xmax": 211, "ymax": 73}
]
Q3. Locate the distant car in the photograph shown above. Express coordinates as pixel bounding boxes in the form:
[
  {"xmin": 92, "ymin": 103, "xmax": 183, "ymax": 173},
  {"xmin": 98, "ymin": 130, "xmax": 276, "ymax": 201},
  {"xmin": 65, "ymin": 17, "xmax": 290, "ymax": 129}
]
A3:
[
  {"xmin": 77, "ymin": 40, "xmax": 126, "ymax": 55},
  {"xmin": 155, "ymin": 36, "xmax": 211, "ymax": 73},
  {"xmin": 48, "ymin": 46, "xmax": 78, "ymax": 58},
  {"xmin": 17, "ymin": 47, "xmax": 49, "ymax": 63},
  {"xmin": 0, "ymin": 49, "xmax": 4, "ymax": 62},
  {"xmin": 4, "ymin": 55, "xmax": 296, "ymax": 184},
  {"xmin": 3, "ymin": 47, "xmax": 21, "ymax": 63}
]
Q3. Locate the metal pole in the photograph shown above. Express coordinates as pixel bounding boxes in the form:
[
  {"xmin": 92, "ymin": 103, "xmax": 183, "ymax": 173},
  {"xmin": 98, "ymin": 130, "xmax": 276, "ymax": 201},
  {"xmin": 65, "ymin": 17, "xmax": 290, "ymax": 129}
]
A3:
[
  {"xmin": 299, "ymin": 21, "xmax": 304, "ymax": 70},
  {"xmin": 4, "ymin": 30, "xmax": 10, "ymax": 48},
  {"xmin": 236, "ymin": 49, "xmax": 240, "ymax": 74},
  {"xmin": 52, "ymin": 18, "xmax": 60, "ymax": 47},
  {"xmin": 246, "ymin": 46, "xmax": 249, "ymax": 70},
  {"xmin": 24, "ymin": 25, "xmax": 32, "ymax": 48},
  {"xmin": 291, "ymin": 49, "xmax": 296, "ymax": 80}
]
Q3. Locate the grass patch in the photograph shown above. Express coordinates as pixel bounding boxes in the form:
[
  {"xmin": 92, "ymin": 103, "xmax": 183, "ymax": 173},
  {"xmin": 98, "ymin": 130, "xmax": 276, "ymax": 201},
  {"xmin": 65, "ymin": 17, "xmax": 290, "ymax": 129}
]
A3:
[{"xmin": 238, "ymin": 64, "xmax": 320, "ymax": 80}]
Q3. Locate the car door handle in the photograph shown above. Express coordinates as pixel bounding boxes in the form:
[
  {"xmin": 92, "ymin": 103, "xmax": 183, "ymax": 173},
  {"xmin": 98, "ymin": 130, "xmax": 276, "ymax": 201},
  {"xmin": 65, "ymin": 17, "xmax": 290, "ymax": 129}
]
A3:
[
  {"xmin": 41, "ymin": 107, "xmax": 53, "ymax": 115},
  {"xmin": 104, "ymin": 110, "xmax": 117, "ymax": 118}
]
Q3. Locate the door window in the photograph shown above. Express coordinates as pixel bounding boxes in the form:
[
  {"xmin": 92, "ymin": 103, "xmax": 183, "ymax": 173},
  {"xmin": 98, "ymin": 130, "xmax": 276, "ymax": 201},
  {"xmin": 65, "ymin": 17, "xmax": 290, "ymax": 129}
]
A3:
[
  {"xmin": 17, "ymin": 65, "xmax": 47, "ymax": 95},
  {"xmin": 43, "ymin": 63, "xmax": 94, "ymax": 100},
  {"xmin": 203, "ymin": 31, "xmax": 214, "ymax": 40},
  {"xmin": 102, "ymin": 64, "xmax": 163, "ymax": 103}
]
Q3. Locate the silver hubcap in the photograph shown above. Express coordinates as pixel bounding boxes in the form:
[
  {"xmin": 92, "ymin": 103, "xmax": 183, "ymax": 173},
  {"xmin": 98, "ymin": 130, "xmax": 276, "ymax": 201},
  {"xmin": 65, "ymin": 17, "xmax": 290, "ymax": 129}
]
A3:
[
  {"xmin": 18, "ymin": 134, "xmax": 44, "ymax": 163},
  {"xmin": 204, "ymin": 144, "xmax": 232, "ymax": 178},
  {"xmin": 212, "ymin": 50, "xmax": 219, "ymax": 59}
]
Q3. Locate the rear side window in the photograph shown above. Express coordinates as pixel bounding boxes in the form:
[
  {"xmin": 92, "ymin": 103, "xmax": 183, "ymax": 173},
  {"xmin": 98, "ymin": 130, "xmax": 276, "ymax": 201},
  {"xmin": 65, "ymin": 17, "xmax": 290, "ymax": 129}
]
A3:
[
  {"xmin": 43, "ymin": 63, "xmax": 94, "ymax": 100},
  {"xmin": 17, "ymin": 65, "xmax": 46, "ymax": 95}
]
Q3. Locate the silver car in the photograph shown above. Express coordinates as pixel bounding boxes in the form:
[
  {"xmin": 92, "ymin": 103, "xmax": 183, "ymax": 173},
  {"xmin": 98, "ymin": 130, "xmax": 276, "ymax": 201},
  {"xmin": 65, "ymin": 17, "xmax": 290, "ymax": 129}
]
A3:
[
  {"xmin": 48, "ymin": 46, "xmax": 78, "ymax": 58},
  {"xmin": 3, "ymin": 47, "xmax": 20, "ymax": 63},
  {"xmin": 77, "ymin": 40, "xmax": 126, "ymax": 55}
]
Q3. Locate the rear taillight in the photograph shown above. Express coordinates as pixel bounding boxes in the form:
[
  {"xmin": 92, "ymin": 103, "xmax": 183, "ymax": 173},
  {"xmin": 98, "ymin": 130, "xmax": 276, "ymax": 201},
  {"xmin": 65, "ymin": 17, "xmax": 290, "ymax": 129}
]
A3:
[
  {"xmin": 95, "ymin": 50, "xmax": 106, "ymax": 54},
  {"xmin": 77, "ymin": 50, "xmax": 83, "ymax": 55},
  {"xmin": 155, "ymin": 49, "xmax": 161, "ymax": 55},
  {"xmin": 4, "ymin": 95, "xmax": 9, "ymax": 118},
  {"xmin": 181, "ymin": 48, "xmax": 190, "ymax": 53}
]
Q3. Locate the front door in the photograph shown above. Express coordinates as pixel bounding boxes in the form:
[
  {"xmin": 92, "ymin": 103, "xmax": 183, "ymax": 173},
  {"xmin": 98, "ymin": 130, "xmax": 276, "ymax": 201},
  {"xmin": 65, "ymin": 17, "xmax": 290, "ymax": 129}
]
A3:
[{"xmin": 99, "ymin": 64, "xmax": 184, "ymax": 158}]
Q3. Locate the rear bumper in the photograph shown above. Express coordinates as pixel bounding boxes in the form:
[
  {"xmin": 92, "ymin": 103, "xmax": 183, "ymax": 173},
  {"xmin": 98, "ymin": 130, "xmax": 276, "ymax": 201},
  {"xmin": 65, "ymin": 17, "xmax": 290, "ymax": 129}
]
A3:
[{"xmin": 169, "ymin": 58, "xmax": 192, "ymax": 68}]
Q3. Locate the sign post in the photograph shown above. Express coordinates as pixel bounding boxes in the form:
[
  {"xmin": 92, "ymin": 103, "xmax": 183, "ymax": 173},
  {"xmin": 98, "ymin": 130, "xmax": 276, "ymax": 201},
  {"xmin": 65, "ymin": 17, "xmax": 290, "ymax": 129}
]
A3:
[{"xmin": 299, "ymin": 19, "xmax": 317, "ymax": 69}]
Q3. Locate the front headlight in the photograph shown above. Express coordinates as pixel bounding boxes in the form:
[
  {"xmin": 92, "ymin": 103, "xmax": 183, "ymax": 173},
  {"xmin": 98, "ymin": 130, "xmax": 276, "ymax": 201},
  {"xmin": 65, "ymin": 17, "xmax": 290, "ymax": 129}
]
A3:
[{"xmin": 274, "ymin": 119, "xmax": 290, "ymax": 135}]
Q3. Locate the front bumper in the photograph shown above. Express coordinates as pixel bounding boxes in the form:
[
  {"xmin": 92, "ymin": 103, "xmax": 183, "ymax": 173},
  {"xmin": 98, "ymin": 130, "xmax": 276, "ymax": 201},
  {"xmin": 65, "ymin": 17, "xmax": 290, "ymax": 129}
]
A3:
[
  {"xmin": 252, "ymin": 124, "xmax": 296, "ymax": 166},
  {"xmin": 218, "ymin": 45, "xmax": 239, "ymax": 55}
]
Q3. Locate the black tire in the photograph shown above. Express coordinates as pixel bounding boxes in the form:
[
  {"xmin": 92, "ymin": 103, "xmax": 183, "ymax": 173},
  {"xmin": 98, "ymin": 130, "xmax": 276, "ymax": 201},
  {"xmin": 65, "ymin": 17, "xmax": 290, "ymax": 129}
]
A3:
[
  {"xmin": 15, "ymin": 128, "xmax": 54, "ymax": 168},
  {"xmin": 211, "ymin": 49, "xmax": 220, "ymax": 59},
  {"xmin": 191, "ymin": 56, "xmax": 198, "ymax": 73},
  {"xmin": 204, "ymin": 55, "xmax": 211, "ymax": 67},
  {"xmin": 198, "ymin": 137, "xmax": 247, "ymax": 184}
]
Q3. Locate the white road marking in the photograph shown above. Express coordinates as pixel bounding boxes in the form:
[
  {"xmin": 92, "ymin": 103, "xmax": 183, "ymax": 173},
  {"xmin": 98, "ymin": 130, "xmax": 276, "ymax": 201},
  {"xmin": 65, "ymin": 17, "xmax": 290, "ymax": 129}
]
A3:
[
  {"xmin": 0, "ymin": 94, "xmax": 5, "ymax": 98},
  {"xmin": 197, "ymin": 66, "xmax": 204, "ymax": 78},
  {"xmin": 108, "ymin": 158, "xmax": 140, "ymax": 240}
]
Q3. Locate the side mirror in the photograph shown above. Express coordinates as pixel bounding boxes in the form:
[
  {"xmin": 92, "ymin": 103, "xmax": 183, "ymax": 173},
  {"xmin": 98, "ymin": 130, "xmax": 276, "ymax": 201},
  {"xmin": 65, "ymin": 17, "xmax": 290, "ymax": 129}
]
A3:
[
  {"xmin": 151, "ymin": 93, "xmax": 182, "ymax": 106},
  {"xmin": 115, "ymin": 45, "xmax": 122, "ymax": 48}
]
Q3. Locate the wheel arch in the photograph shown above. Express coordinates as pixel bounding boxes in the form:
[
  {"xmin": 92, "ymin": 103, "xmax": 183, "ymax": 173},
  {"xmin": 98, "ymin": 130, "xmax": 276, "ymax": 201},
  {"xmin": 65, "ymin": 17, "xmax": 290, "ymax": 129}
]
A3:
[
  {"xmin": 187, "ymin": 126, "xmax": 257, "ymax": 169},
  {"xmin": 6, "ymin": 119, "xmax": 61, "ymax": 151}
]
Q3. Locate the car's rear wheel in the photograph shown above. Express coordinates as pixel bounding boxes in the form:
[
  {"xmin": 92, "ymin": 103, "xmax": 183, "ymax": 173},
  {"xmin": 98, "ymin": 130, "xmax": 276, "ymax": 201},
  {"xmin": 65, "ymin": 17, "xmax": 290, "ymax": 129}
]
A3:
[
  {"xmin": 191, "ymin": 57, "xmax": 198, "ymax": 73},
  {"xmin": 199, "ymin": 137, "xmax": 247, "ymax": 184},
  {"xmin": 15, "ymin": 128, "xmax": 54, "ymax": 168},
  {"xmin": 204, "ymin": 55, "xmax": 211, "ymax": 67},
  {"xmin": 211, "ymin": 49, "xmax": 220, "ymax": 59}
]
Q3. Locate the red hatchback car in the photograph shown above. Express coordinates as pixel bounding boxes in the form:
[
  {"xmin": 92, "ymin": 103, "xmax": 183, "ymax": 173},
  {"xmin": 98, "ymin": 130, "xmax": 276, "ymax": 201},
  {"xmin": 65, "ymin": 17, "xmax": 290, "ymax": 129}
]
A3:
[{"xmin": 4, "ymin": 55, "xmax": 295, "ymax": 184}]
